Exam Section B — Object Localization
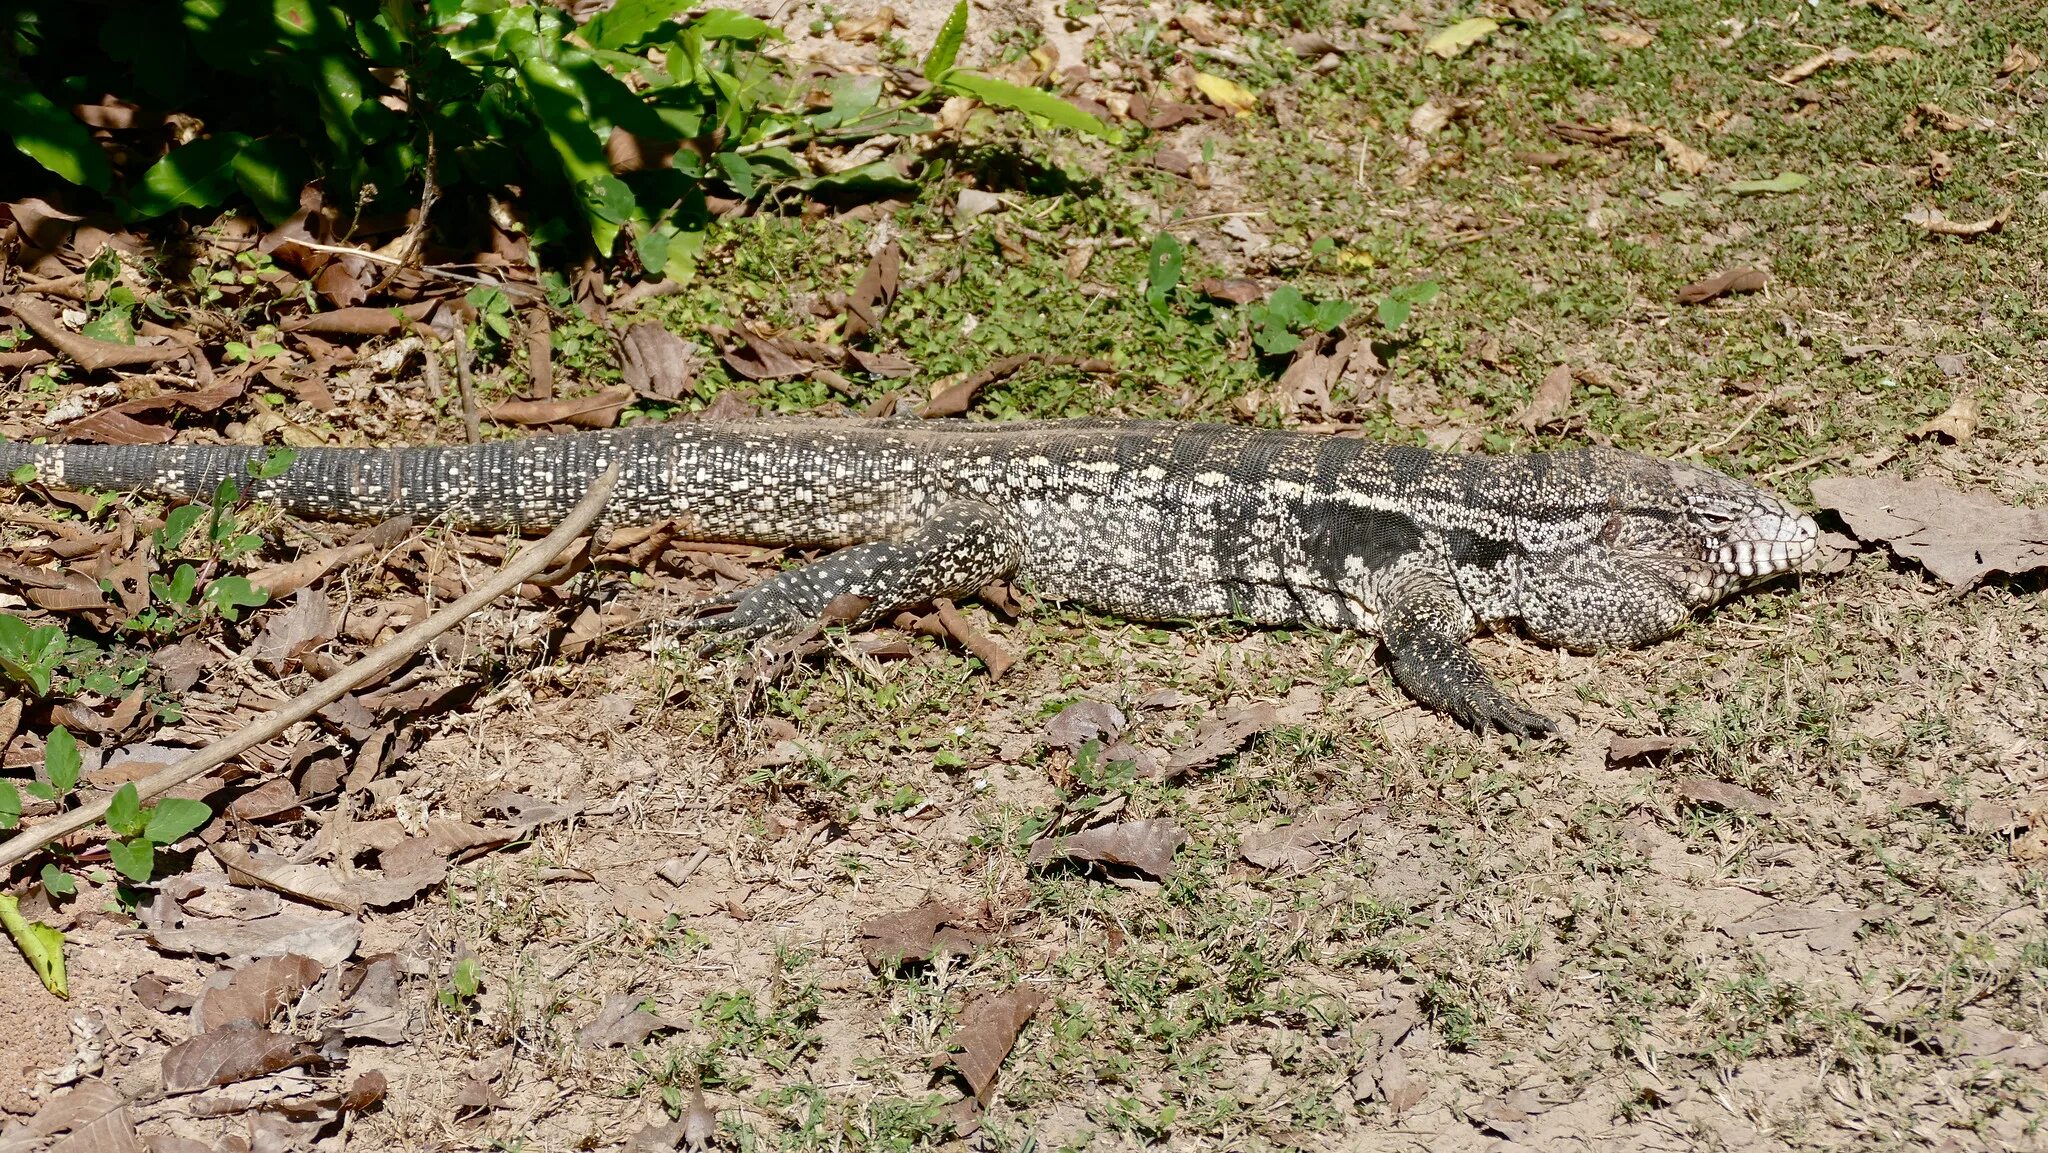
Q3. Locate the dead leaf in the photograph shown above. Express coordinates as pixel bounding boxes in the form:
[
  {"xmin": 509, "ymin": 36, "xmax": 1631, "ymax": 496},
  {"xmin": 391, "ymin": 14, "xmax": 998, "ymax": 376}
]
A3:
[
  {"xmin": 453, "ymin": 1076, "xmax": 503, "ymax": 1119},
  {"xmin": 1676, "ymin": 777, "xmax": 1774, "ymax": 815},
  {"xmin": 7, "ymin": 198, "xmax": 83, "ymax": 251},
  {"xmin": 1607, "ymin": 734, "xmax": 1695, "ymax": 765},
  {"xmin": 247, "ymin": 542, "xmax": 373, "ymax": 600},
  {"xmin": 1911, "ymin": 394, "xmax": 1979, "ymax": 443},
  {"xmin": 619, "ymin": 323, "xmax": 703, "ymax": 402},
  {"xmin": 1915, "ymin": 101, "xmax": 1969, "ymax": 131},
  {"xmin": 281, "ymin": 307, "xmax": 405, "ymax": 336},
  {"xmin": 927, "ymin": 598, "xmax": 1013, "ymax": 677},
  {"xmin": 856, "ymin": 901, "xmax": 989, "ymax": 967},
  {"xmin": 1998, "ymin": 44, "xmax": 2042, "ymax": 77},
  {"xmin": 1515, "ymin": 365, "xmax": 1573, "ymax": 432},
  {"xmin": 1239, "ymin": 805, "xmax": 1369, "ymax": 872},
  {"xmin": 1407, "ymin": 99, "xmax": 1452, "ymax": 136},
  {"xmin": 1720, "ymin": 905, "xmax": 1895, "ymax": 953},
  {"xmin": 1676, "ymin": 267, "xmax": 1768, "ymax": 305},
  {"xmin": 1286, "ymin": 32, "xmax": 1344, "ymax": 57},
  {"xmin": 1597, "ymin": 25, "xmax": 1654, "ymax": 48},
  {"xmin": 846, "ymin": 348, "xmax": 917, "ymax": 378},
  {"xmin": 1549, "ymin": 118, "xmax": 1651, "ymax": 146},
  {"xmin": 333, "ymin": 954, "xmax": 405, "ymax": 1044},
  {"xmin": 842, "ymin": 240, "xmax": 902, "ymax": 342},
  {"xmin": 1196, "ymin": 278, "xmax": 1266, "ymax": 305},
  {"xmin": 244, "ymin": 587, "xmax": 336, "ymax": 674},
  {"xmin": 1863, "ymin": 45, "xmax": 1916, "ymax": 64},
  {"xmin": 1027, "ymin": 818, "xmax": 1186, "ymax": 879},
  {"xmin": 1655, "ymin": 132, "xmax": 1710, "ymax": 175},
  {"xmin": 1902, "ymin": 205, "xmax": 2011, "ymax": 237},
  {"xmin": 487, "ymin": 385, "xmax": 632, "ymax": 428},
  {"xmin": 578, "ymin": 993, "xmax": 681, "ymax": 1049},
  {"xmin": 836, "ymin": 6, "xmax": 900, "ymax": 42},
  {"xmin": 1811, "ymin": 476, "xmax": 2048, "ymax": 588},
  {"xmin": 1776, "ymin": 45, "xmax": 1857, "ymax": 84},
  {"xmin": 681, "ymin": 1089, "xmax": 717, "ymax": 1150},
  {"xmin": 1193, "ymin": 72, "xmax": 1258, "ymax": 117},
  {"xmin": 1162, "ymin": 704, "xmax": 1278, "ymax": 778},
  {"xmin": 719, "ymin": 329, "xmax": 830, "ymax": 381},
  {"xmin": 193, "ymin": 954, "xmax": 325, "ymax": 1032},
  {"xmin": 147, "ymin": 908, "xmax": 362, "ymax": 968},
  {"xmin": 1376, "ymin": 1046, "xmax": 1428, "ymax": 1112},
  {"xmin": 1045, "ymin": 699, "xmax": 1125, "ymax": 750},
  {"xmin": 161, "ymin": 1025, "xmax": 319, "ymax": 1094},
  {"xmin": 934, "ymin": 987, "xmax": 1044, "ymax": 1105}
]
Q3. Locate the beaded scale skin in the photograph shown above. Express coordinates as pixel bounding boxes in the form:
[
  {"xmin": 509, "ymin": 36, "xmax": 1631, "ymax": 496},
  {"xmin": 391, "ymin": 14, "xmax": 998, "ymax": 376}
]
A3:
[{"xmin": 0, "ymin": 418, "xmax": 1819, "ymax": 734}]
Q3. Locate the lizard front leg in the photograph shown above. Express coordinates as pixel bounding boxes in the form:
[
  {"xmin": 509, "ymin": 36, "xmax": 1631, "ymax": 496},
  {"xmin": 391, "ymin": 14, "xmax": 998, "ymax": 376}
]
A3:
[
  {"xmin": 681, "ymin": 501, "xmax": 1024, "ymax": 644},
  {"xmin": 1380, "ymin": 573, "xmax": 1557, "ymax": 738}
]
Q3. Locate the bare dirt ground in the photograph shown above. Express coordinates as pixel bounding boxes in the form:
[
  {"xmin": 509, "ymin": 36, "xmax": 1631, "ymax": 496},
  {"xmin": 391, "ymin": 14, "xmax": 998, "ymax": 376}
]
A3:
[{"xmin": 3, "ymin": 1, "xmax": 2045, "ymax": 1152}]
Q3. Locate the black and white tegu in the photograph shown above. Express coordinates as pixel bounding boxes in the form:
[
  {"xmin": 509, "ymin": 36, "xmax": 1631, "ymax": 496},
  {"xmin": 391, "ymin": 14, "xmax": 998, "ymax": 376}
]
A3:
[{"xmin": 0, "ymin": 419, "xmax": 1820, "ymax": 735}]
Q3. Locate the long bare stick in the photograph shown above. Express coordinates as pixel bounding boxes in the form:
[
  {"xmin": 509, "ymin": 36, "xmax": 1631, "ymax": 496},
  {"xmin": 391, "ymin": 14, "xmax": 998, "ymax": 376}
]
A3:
[{"xmin": 0, "ymin": 464, "xmax": 620, "ymax": 877}]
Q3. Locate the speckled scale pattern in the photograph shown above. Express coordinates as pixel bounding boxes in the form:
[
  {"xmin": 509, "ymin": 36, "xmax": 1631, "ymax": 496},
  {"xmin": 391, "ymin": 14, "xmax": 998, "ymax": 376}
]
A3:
[{"xmin": 0, "ymin": 419, "xmax": 1819, "ymax": 734}]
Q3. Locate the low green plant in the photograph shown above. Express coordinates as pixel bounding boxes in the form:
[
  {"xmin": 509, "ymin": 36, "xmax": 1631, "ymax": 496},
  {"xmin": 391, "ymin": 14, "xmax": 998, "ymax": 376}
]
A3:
[
  {"xmin": 102, "ymin": 783, "xmax": 212, "ymax": 884},
  {"xmin": 125, "ymin": 450, "xmax": 296, "ymax": 636},
  {"xmin": 1248, "ymin": 285, "xmax": 1356, "ymax": 357},
  {"xmin": 439, "ymin": 955, "xmax": 484, "ymax": 1013}
]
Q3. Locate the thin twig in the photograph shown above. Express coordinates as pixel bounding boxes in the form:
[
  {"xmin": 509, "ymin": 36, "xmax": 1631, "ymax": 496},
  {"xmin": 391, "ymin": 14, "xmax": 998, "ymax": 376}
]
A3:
[
  {"xmin": 276, "ymin": 238, "xmax": 545, "ymax": 299},
  {"xmin": 0, "ymin": 465, "xmax": 621, "ymax": 878},
  {"xmin": 453, "ymin": 331, "xmax": 483, "ymax": 445}
]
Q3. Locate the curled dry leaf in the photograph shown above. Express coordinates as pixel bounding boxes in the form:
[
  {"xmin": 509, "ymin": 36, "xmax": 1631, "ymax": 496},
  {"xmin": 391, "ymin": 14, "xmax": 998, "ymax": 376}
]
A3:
[
  {"xmin": 1999, "ymin": 44, "xmax": 2042, "ymax": 77},
  {"xmin": 842, "ymin": 239, "xmax": 902, "ymax": 342},
  {"xmin": 1676, "ymin": 777, "xmax": 1774, "ymax": 815},
  {"xmin": 1026, "ymin": 817, "xmax": 1186, "ymax": 879},
  {"xmin": 1196, "ymin": 277, "xmax": 1267, "ymax": 306},
  {"xmin": 1239, "ymin": 805, "xmax": 1370, "ymax": 872},
  {"xmin": 578, "ymin": 993, "xmax": 682, "ymax": 1049},
  {"xmin": 1775, "ymin": 44, "xmax": 1858, "ymax": 84},
  {"xmin": 934, "ymin": 986, "xmax": 1045, "ymax": 1105},
  {"xmin": 1515, "ymin": 365, "xmax": 1574, "ymax": 432},
  {"xmin": 1902, "ymin": 205, "xmax": 2011, "ymax": 237},
  {"xmin": 1811, "ymin": 475, "xmax": 2048, "ymax": 588},
  {"xmin": 160, "ymin": 1025, "xmax": 318, "ymax": 1093},
  {"xmin": 1163, "ymin": 703, "xmax": 1279, "ymax": 779},
  {"xmin": 1192, "ymin": 72, "xmax": 1258, "ymax": 117},
  {"xmin": 1676, "ymin": 267, "xmax": 1768, "ymax": 305},
  {"xmin": 1045, "ymin": 699, "xmax": 1126, "ymax": 750},
  {"xmin": 1911, "ymin": 394, "xmax": 1979, "ymax": 443},
  {"xmin": 1655, "ymin": 132, "xmax": 1710, "ymax": 175},
  {"xmin": 1596, "ymin": 25, "xmax": 1654, "ymax": 48},
  {"xmin": 619, "ymin": 323, "xmax": 703, "ymax": 402},
  {"xmin": 857, "ymin": 901, "xmax": 990, "ymax": 967},
  {"xmin": 247, "ymin": 542, "xmax": 373, "ymax": 600},
  {"xmin": 147, "ymin": 908, "xmax": 362, "ymax": 968},
  {"xmin": 1550, "ymin": 118, "xmax": 1650, "ymax": 146},
  {"xmin": 487, "ymin": 385, "xmax": 632, "ymax": 428},
  {"xmin": 1607, "ymin": 734, "xmax": 1695, "ymax": 765},
  {"xmin": 193, "ymin": 953, "xmax": 325, "ymax": 1032}
]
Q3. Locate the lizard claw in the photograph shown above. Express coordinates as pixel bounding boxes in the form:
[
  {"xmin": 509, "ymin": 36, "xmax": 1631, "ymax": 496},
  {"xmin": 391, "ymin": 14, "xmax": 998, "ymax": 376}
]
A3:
[{"xmin": 1457, "ymin": 698, "xmax": 1558, "ymax": 739}]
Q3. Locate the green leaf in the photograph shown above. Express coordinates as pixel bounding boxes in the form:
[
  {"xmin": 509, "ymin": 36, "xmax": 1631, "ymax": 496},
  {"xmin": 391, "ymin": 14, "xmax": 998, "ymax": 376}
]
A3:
[
  {"xmin": 252, "ymin": 448, "xmax": 300, "ymax": 480},
  {"xmin": 940, "ymin": 72, "xmax": 1119, "ymax": 140},
  {"xmin": 1264, "ymin": 285, "xmax": 1309, "ymax": 327},
  {"xmin": 585, "ymin": 0, "xmax": 688, "ymax": 50},
  {"xmin": 451, "ymin": 956, "xmax": 482, "ymax": 997},
  {"xmin": 80, "ymin": 309, "xmax": 136, "ymax": 346},
  {"xmin": 201, "ymin": 576, "xmax": 268, "ymax": 622},
  {"xmin": 231, "ymin": 137, "xmax": 308, "ymax": 226},
  {"xmin": 716, "ymin": 152, "xmax": 757, "ymax": 198},
  {"xmin": 0, "ymin": 80, "xmax": 112, "ymax": 192},
  {"xmin": 108, "ymin": 837, "xmax": 155, "ymax": 883},
  {"xmin": 128, "ymin": 133, "xmax": 253, "ymax": 219},
  {"xmin": 145, "ymin": 798, "xmax": 213, "ymax": 845},
  {"xmin": 1377, "ymin": 296, "xmax": 1414, "ymax": 331},
  {"xmin": 1424, "ymin": 17, "xmax": 1499, "ymax": 59},
  {"xmin": 1308, "ymin": 299, "xmax": 1357, "ymax": 332},
  {"xmin": 0, "ymin": 781, "xmax": 18, "ymax": 829},
  {"xmin": 44, "ymin": 726, "xmax": 80, "ymax": 795},
  {"xmin": 107, "ymin": 783, "xmax": 144, "ymax": 837},
  {"xmin": 1723, "ymin": 171, "xmax": 1810, "ymax": 195},
  {"xmin": 926, "ymin": 0, "xmax": 969, "ymax": 82},
  {"xmin": 157, "ymin": 505, "xmax": 206, "ymax": 552},
  {"xmin": 1144, "ymin": 232, "xmax": 1184, "ymax": 313},
  {"xmin": 39, "ymin": 864, "xmax": 75, "ymax": 897},
  {"xmin": 154, "ymin": 563, "xmax": 199, "ymax": 606},
  {"xmin": 0, "ymin": 894, "xmax": 68, "ymax": 998},
  {"xmin": 691, "ymin": 9, "xmax": 776, "ymax": 40},
  {"xmin": 794, "ymin": 161, "xmax": 918, "ymax": 195}
]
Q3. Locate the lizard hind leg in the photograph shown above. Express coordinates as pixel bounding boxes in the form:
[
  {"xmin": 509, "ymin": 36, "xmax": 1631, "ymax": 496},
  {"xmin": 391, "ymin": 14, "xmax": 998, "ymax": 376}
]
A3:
[{"xmin": 679, "ymin": 501, "xmax": 1024, "ymax": 645}]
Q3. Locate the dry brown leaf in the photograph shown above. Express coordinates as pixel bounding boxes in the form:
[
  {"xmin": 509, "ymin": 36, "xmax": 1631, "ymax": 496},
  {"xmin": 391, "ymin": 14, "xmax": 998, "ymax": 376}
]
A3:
[
  {"xmin": 1162, "ymin": 703, "xmax": 1278, "ymax": 778},
  {"xmin": 244, "ymin": 586, "xmax": 337, "ymax": 673},
  {"xmin": 1607, "ymin": 734, "xmax": 1695, "ymax": 765},
  {"xmin": 1549, "ymin": 118, "xmax": 1650, "ymax": 146},
  {"xmin": 1776, "ymin": 45, "xmax": 1857, "ymax": 84},
  {"xmin": 1515, "ymin": 365, "xmax": 1573, "ymax": 432},
  {"xmin": 1676, "ymin": 266, "xmax": 1768, "ymax": 305},
  {"xmin": 1999, "ymin": 44, "xmax": 2042, "ymax": 76},
  {"xmin": 1911, "ymin": 394, "xmax": 1979, "ymax": 443},
  {"xmin": 247, "ymin": 542, "xmax": 373, "ymax": 600},
  {"xmin": 193, "ymin": 953, "xmax": 325, "ymax": 1033},
  {"xmin": 720, "ymin": 329, "xmax": 830, "ymax": 381},
  {"xmin": 1239, "ymin": 805, "xmax": 1369, "ymax": 872},
  {"xmin": 1719, "ymin": 905, "xmax": 1895, "ymax": 953},
  {"xmin": 929, "ymin": 597, "xmax": 1013, "ymax": 677},
  {"xmin": 281, "ymin": 307, "xmax": 405, "ymax": 336},
  {"xmin": 934, "ymin": 987, "xmax": 1044, "ymax": 1105},
  {"xmin": 1027, "ymin": 817, "xmax": 1186, "ymax": 879},
  {"xmin": 846, "ymin": 348, "xmax": 917, "ymax": 378},
  {"xmin": 1655, "ymin": 132, "xmax": 1710, "ymax": 175},
  {"xmin": 7, "ymin": 198, "xmax": 83, "ymax": 251},
  {"xmin": 1596, "ymin": 25, "xmax": 1654, "ymax": 48},
  {"xmin": 578, "ymin": 993, "xmax": 682, "ymax": 1049},
  {"xmin": 333, "ymin": 954, "xmax": 405, "ymax": 1043},
  {"xmin": 1676, "ymin": 777, "xmax": 1774, "ymax": 815},
  {"xmin": 618, "ymin": 323, "xmax": 702, "ymax": 402},
  {"xmin": 856, "ymin": 901, "xmax": 989, "ymax": 967},
  {"xmin": 1811, "ymin": 475, "xmax": 2048, "ymax": 588},
  {"xmin": 842, "ymin": 240, "xmax": 902, "ymax": 342},
  {"xmin": 487, "ymin": 385, "xmax": 632, "ymax": 428},
  {"xmin": 835, "ymin": 6, "xmax": 900, "ymax": 41},
  {"xmin": 1863, "ymin": 45, "xmax": 1916, "ymax": 64},
  {"xmin": 161, "ymin": 1025, "xmax": 318, "ymax": 1093},
  {"xmin": 147, "ymin": 908, "xmax": 362, "ymax": 967},
  {"xmin": 1915, "ymin": 101, "xmax": 1969, "ymax": 131},
  {"xmin": 1045, "ymin": 699, "xmax": 1126, "ymax": 750},
  {"xmin": 1902, "ymin": 205, "xmax": 2011, "ymax": 237},
  {"xmin": 1376, "ymin": 1046, "xmax": 1428, "ymax": 1112},
  {"xmin": 1196, "ymin": 277, "xmax": 1267, "ymax": 305}
]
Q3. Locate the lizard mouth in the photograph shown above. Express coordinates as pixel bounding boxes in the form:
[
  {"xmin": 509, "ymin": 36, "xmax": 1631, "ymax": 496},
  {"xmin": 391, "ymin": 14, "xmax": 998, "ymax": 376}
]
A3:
[{"xmin": 1704, "ymin": 513, "xmax": 1821, "ymax": 580}]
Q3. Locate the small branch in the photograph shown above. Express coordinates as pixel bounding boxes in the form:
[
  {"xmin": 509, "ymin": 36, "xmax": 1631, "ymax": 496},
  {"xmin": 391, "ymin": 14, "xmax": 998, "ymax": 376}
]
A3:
[
  {"xmin": 1, "ymin": 295, "xmax": 192, "ymax": 372},
  {"xmin": 0, "ymin": 464, "xmax": 621, "ymax": 878},
  {"xmin": 453, "ymin": 331, "xmax": 482, "ymax": 445}
]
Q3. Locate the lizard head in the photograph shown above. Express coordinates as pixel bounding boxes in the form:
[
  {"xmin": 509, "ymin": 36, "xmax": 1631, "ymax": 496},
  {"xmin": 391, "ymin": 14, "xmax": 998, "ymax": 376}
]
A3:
[{"xmin": 1513, "ymin": 452, "xmax": 1819, "ymax": 650}]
